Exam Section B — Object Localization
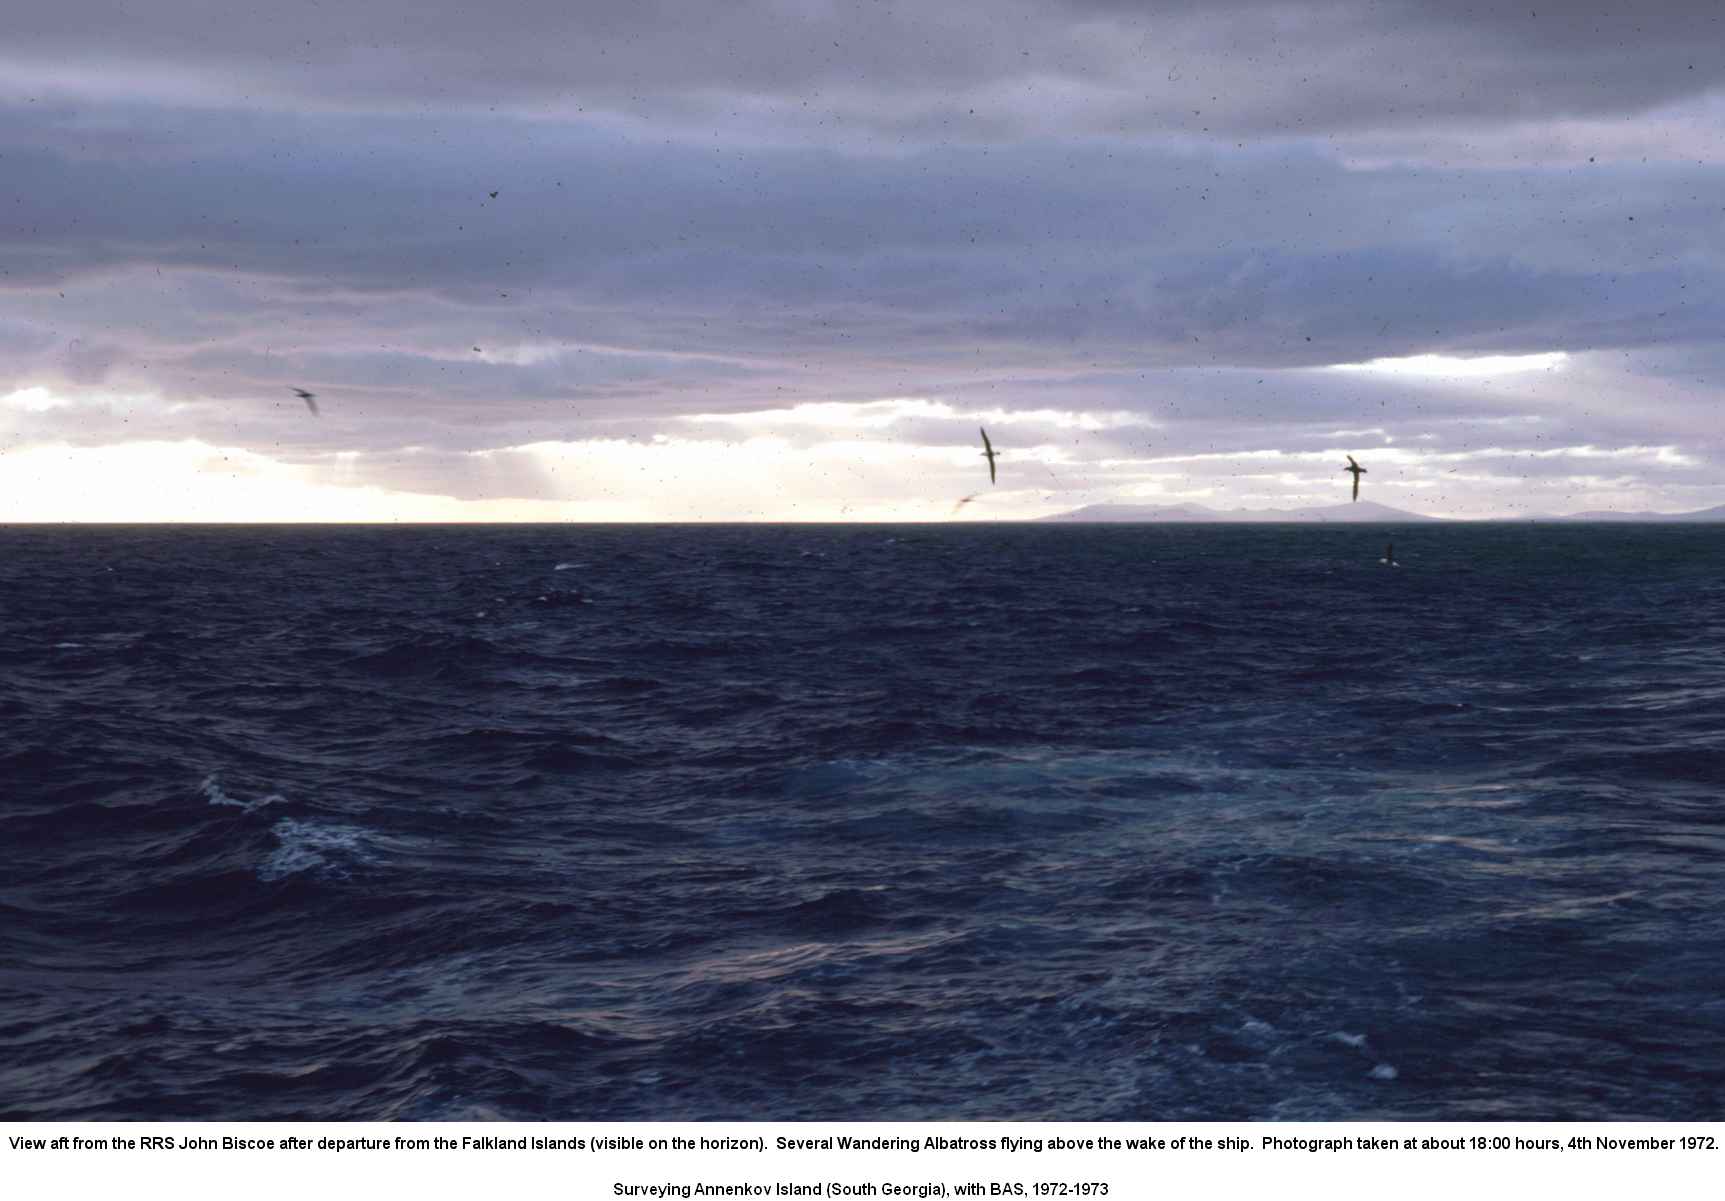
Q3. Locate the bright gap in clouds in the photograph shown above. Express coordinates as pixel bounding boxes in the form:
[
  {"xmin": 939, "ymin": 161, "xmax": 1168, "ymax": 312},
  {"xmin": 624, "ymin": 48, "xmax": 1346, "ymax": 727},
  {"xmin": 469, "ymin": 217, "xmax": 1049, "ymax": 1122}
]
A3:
[
  {"xmin": 6, "ymin": 385, "xmax": 1708, "ymax": 522},
  {"xmin": 0, "ymin": 434, "xmax": 1071, "ymax": 523},
  {"xmin": 3, "ymin": 386, "xmax": 69, "ymax": 413},
  {"xmin": 678, "ymin": 398, "xmax": 958, "ymax": 429},
  {"xmin": 0, "ymin": 441, "xmax": 537, "ymax": 523},
  {"xmin": 1327, "ymin": 352, "xmax": 1569, "ymax": 378},
  {"xmin": 678, "ymin": 397, "xmax": 1150, "ymax": 433}
]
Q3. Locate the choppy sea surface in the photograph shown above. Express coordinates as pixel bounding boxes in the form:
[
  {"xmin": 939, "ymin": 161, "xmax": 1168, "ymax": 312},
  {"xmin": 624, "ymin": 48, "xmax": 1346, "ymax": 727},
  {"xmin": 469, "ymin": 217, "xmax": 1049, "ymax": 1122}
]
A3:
[{"xmin": 2, "ymin": 523, "xmax": 1723, "ymax": 1121}]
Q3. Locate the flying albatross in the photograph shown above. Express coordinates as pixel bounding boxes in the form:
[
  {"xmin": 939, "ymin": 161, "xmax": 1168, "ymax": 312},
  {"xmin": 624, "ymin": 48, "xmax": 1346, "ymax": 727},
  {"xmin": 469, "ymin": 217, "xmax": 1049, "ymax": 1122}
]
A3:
[
  {"xmin": 979, "ymin": 427, "xmax": 999, "ymax": 484},
  {"xmin": 1343, "ymin": 454, "xmax": 1366, "ymax": 501},
  {"xmin": 290, "ymin": 387, "xmax": 319, "ymax": 416}
]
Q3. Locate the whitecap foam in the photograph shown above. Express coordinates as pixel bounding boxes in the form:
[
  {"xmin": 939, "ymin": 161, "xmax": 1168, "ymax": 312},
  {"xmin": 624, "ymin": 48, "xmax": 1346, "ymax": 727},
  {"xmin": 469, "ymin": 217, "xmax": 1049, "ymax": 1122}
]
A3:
[
  {"xmin": 200, "ymin": 775, "xmax": 285, "ymax": 813},
  {"xmin": 396, "ymin": 1095, "xmax": 511, "ymax": 1121},
  {"xmin": 259, "ymin": 818, "xmax": 376, "ymax": 882},
  {"xmin": 201, "ymin": 776, "xmax": 243, "ymax": 807},
  {"xmin": 1368, "ymin": 1064, "xmax": 1399, "ymax": 1080},
  {"xmin": 553, "ymin": 562, "xmax": 584, "ymax": 572}
]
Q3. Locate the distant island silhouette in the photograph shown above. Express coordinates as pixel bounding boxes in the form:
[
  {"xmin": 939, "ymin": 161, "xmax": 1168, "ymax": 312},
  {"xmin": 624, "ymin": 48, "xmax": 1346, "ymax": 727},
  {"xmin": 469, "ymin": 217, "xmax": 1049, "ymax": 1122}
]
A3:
[{"xmin": 1039, "ymin": 500, "xmax": 1725, "ymax": 523}]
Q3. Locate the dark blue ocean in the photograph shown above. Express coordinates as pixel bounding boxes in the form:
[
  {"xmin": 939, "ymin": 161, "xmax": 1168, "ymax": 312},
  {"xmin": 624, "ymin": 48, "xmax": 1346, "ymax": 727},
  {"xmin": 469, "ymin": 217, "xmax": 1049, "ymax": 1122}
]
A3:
[{"xmin": 3, "ymin": 523, "xmax": 1723, "ymax": 1121}]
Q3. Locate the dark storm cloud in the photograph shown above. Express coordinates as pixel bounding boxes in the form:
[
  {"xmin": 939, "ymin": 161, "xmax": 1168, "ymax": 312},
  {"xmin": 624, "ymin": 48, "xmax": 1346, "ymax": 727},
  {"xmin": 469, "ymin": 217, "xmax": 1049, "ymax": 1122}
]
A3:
[
  {"xmin": 3, "ymin": 2, "xmax": 1725, "ymax": 515},
  {"xmin": 5, "ymin": 2, "xmax": 1724, "ymax": 140},
  {"xmin": 3, "ymin": 97, "xmax": 1721, "ymax": 435}
]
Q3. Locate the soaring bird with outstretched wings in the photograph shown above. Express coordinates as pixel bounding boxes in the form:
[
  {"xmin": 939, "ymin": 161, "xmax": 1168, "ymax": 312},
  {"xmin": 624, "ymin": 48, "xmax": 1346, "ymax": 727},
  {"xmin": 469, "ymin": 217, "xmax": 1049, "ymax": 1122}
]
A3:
[
  {"xmin": 1343, "ymin": 454, "xmax": 1366, "ymax": 501},
  {"xmin": 979, "ymin": 427, "xmax": 999, "ymax": 484},
  {"xmin": 290, "ymin": 387, "xmax": 319, "ymax": 416}
]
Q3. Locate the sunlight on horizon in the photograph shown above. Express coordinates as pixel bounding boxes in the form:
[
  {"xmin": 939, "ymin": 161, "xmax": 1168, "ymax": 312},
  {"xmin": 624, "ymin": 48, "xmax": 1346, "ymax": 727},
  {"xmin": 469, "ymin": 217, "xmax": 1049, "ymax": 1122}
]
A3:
[
  {"xmin": 1327, "ymin": 351, "xmax": 1569, "ymax": 378},
  {"xmin": 0, "ymin": 436, "xmax": 1072, "ymax": 522}
]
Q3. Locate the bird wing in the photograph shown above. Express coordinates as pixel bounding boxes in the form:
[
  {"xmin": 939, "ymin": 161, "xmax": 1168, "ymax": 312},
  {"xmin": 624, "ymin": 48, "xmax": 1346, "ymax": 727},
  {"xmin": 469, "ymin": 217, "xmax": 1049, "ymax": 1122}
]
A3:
[
  {"xmin": 980, "ymin": 427, "xmax": 993, "ymax": 454},
  {"xmin": 303, "ymin": 395, "xmax": 319, "ymax": 416},
  {"xmin": 1346, "ymin": 454, "xmax": 1358, "ymax": 468},
  {"xmin": 1352, "ymin": 474, "xmax": 1359, "ymax": 501}
]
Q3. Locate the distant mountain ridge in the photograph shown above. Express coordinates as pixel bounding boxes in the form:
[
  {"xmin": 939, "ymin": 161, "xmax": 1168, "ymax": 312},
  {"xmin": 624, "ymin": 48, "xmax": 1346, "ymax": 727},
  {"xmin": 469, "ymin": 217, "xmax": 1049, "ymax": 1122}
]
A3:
[
  {"xmin": 1039, "ymin": 500, "xmax": 1440, "ymax": 523},
  {"xmin": 1534, "ymin": 504, "xmax": 1725, "ymax": 522},
  {"xmin": 1039, "ymin": 500, "xmax": 1725, "ymax": 523}
]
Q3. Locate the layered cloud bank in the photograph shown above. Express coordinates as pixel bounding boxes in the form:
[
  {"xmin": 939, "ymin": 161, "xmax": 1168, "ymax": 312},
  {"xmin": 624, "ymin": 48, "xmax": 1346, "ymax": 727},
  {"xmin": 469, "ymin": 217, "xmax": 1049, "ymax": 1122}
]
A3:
[{"xmin": 4, "ymin": 2, "xmax": 1724, "ymax": 520}]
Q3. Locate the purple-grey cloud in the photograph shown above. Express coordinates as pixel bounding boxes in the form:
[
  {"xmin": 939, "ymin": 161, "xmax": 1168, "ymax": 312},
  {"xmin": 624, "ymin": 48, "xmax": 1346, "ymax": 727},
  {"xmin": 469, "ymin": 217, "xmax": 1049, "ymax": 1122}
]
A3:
[
  {"xmin": 5, "ymin": 2, "xmax": 1724, "ymax": 141},
  {"xmin": 3, "ymin": 3, "xmax": 1725, "ymax": 515}
]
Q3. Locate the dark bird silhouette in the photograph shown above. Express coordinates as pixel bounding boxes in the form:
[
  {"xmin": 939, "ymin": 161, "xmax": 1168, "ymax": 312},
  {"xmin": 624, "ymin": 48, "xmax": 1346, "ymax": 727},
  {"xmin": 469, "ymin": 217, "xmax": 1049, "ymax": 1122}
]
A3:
[
  {"xmin": 290, "ymin": 387, "xmax": 318, "ymax": 416},
  {"xmin": 1343, "ymin": 454, "xmax": 1366, "ymax": 501},
  {"xmin": 979, "ymin": 427, "xmax": 999, "ymax": 484},
  {"xmin": 488, "ymin": 191, "xmax": 499, "ymax": 199},
  {"xmin": 951, "ymin": 492, "xmax": 980, "ymax": 515}
]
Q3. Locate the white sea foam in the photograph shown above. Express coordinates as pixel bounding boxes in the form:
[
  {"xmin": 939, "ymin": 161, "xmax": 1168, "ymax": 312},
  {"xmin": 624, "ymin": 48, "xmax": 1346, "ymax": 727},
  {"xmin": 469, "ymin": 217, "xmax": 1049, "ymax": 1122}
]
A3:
[
  {"xmin": 553, "ymin": 562, "xmax": 584, "ymax": 571},
  {"xmin": 1329, "ymin": 1031, "xmax": 1368, "ymax": 1049},
  {"xmin": 53, "ymin": 642, "xmax": 85, "ymax": 649},
  {"xmin": 201, "ymin": 775, "xmax": 285, "ymax": 812},
  {"xmin": 200, "ymin": 775, "xmax": 244, "ymax": 807},
  {"xmin": 398, "ymin": 1095, "xmax": 510, "ymax": 1121},
  {"xmin": 1368, "ymin": 1064, "xmax": 1399, "ymax": 1080},
  {"xmin": 259, "ymin": 818, "xmax": 376, "ymax": 882}
]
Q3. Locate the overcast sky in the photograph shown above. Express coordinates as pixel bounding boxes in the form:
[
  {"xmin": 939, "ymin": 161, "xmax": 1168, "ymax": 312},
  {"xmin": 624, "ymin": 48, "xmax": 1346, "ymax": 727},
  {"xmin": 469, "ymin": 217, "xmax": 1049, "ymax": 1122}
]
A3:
[{"xmin": 4, "ymin": 1, "xmax": 1723, "ymax": 520}]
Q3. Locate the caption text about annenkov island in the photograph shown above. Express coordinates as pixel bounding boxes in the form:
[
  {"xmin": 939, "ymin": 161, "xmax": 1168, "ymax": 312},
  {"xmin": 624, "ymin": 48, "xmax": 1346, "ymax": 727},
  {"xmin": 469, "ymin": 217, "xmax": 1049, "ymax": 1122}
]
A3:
[{"xmin": 6, "ymin": 1122, "xmax": 1720, "ymax": 1201}]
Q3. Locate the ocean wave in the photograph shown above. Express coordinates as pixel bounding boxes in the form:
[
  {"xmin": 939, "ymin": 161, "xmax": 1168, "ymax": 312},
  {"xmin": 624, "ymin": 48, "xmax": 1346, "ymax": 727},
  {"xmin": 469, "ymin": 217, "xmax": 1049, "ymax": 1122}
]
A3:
[
  {"xmin": 5, "ymin": 523, "xmax": 1725, "ymax": 1121},
  {"xmin": 259, "ymin": 819, "xmax": 379, "ymax": 882},
  {"xmin": 200, "ymin": 775, "xmax": 286, "ymax": 813}
]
